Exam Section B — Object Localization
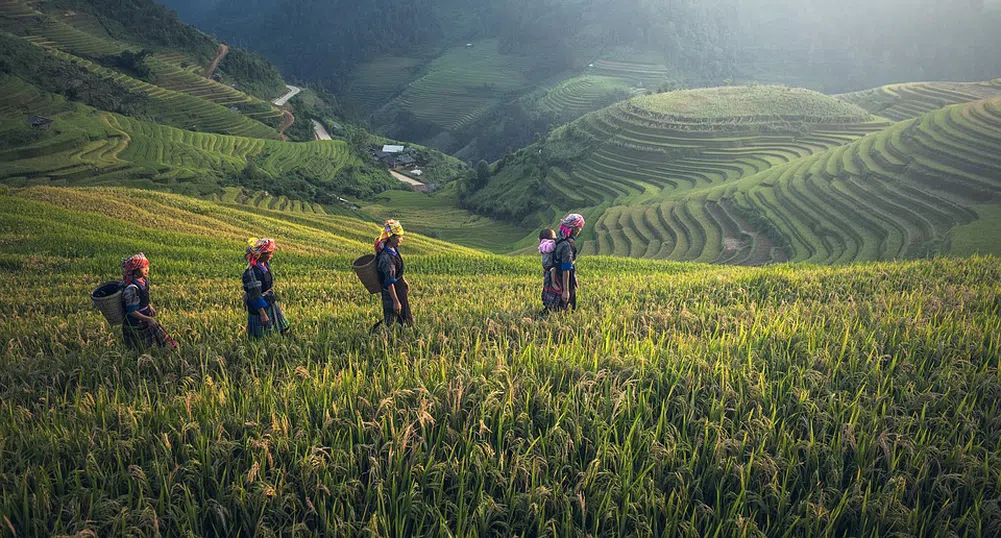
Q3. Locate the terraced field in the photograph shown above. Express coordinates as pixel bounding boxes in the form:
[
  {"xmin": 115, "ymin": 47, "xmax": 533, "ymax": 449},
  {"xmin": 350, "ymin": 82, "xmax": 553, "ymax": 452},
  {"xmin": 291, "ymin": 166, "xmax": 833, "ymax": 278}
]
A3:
[
  {"xmin": 588, "ymin": 58, "xmax": 672, "ymax": 89},
  {"xmin": 209, "ymin": 187, "xmax": 331, "ymax": 215},
  {"xmin": 543, "ymin": 86, "xmax": 887, "ymax": 208},
  {"xmin": 0, "ymin": 0, "xmax": 284, "ymax": 136},
  {"xmin": 0, "ymin": 76, "xmax": 358, "ymax": 194},
  {"xmin": 582, "ymin": 97, "xmax": 1001, "ymax": 263},
  {"xmin": 839, "ymin": 79, "xmax": 1001, "ymax": 121},
  {"xmin": 341, "ymin": 56, "xmax": 427, "ymax": 111},
  {"xmin": 373, "ymin": 41, "xmax": 537, "ymax": 132},
  {"xmin": 536, "ymin": 75, "xmax": 643, "ymax": 120}
]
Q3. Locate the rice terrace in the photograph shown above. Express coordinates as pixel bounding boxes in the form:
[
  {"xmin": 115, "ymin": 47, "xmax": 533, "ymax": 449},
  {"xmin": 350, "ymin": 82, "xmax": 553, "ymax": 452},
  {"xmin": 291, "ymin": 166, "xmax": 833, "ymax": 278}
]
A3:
[{"xmin": 2, "ymin": 0, "xmax": 1001, "ymax": 536}]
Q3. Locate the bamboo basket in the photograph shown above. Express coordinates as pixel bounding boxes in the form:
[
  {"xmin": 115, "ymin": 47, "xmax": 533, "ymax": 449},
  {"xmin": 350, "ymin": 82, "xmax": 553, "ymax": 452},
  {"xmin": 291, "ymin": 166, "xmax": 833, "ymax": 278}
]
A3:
[
  {"xmin": 91, "ymin": 281, "xmax": 125, "ymax": 325},
  {"xmin": 352, "ymin": 254, "xmax": 381, "ymax": 294}
]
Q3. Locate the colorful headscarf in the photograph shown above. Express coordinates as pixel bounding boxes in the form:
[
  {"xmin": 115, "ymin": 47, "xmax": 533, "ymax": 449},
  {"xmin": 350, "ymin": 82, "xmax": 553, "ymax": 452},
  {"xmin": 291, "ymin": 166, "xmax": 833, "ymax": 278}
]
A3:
[
  {"xmin": 374, "ymin": 219, "xmax": 405, "ymax": 253},
  {"xmin": 122, "ymin": 252, "xmax": 149, "ymax": 285},
  {"xmin": 245, "ymin": 238, "xmax": 277, "ymax": 267},
  {"xmin": 559, "ymin": 213, "xmax": 585, "ymax": 239}
]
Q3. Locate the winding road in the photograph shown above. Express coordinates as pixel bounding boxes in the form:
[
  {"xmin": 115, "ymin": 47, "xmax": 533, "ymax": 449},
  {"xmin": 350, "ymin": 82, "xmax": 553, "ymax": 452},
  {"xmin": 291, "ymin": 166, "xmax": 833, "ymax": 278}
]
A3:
[
  {"xmin": 312, "ymin": 119, "xmax": 332, "ymax": 141},
  {"xmin": 273, "ymin": 84, "xmax": 302, "ymax": 106}
]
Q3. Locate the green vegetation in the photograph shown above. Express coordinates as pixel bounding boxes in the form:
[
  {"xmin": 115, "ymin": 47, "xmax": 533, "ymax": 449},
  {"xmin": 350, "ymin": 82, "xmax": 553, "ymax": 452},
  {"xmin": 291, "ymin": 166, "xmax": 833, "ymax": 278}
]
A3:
[
  {"xmin": 217, "ymin": 46, "xmax": 288, "ymax": 101},
  {"xmin": 2, "ymin": 186, "xmax": 1001, "ymax": 536},
  {"xmin": 464, "ymin": 86, "xmax": 886, "ymax": 223},
  {"xmin": 582, "ymin": 97, "xmax": 1001, "ymax": 263},
  {"xmin": 0, "ymin": 76, "xmax": 397, "ymax": 199},
  {"xmin": 631, "ymin": 86, "xmax": 871, "ymax": 123},
  {"xmin": 361, "ymin": 186, "xmax": 533, "ymax": 252},
  {"xmin": 839, "ymin": 80, "xmax": 1001, "ymax": 122}
]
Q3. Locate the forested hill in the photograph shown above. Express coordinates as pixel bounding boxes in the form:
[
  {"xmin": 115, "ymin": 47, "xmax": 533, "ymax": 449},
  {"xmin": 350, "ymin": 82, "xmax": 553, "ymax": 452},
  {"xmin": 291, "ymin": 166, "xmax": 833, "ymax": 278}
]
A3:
[{"xmin": 163, "ymin": 0, "xmax": 1001, "ymax": 96}]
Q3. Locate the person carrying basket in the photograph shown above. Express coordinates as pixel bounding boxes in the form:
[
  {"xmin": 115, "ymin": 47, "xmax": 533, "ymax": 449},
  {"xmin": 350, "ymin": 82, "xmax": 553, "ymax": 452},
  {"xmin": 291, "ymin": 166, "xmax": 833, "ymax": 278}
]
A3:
[
  {"xmin": 120, "ymin": 253, "xmax": 179, "ymax": 351},
  {"xmin": 373, "ymin": 220, "xmax": 412, "ymax": 328}
]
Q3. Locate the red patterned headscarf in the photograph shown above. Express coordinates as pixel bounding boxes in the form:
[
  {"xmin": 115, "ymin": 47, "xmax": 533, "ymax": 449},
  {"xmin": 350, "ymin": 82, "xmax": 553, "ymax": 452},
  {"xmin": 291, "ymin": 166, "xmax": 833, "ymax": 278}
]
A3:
[
  {"xmin": 122, "ymin": 252, "xmax": 149, "ymax": 285},
  {"xmin": 246, "ymin": 238, "xmax": 276, "ymax": 267}
]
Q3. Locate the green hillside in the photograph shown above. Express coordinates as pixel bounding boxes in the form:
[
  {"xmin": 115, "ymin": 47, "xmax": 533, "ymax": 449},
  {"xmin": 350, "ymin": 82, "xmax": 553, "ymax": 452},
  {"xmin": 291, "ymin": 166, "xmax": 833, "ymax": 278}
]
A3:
[
  {"xmin": 356, "ymin": 44, "xmax": 678, "ymax": 160},
  {"xmin": 839, "ymin": 79, "xmax": 1001, "ymax": 121},
  {"xmin": 465, "ymin": 86, "xmax": 888, "ymax": 221},
  {"xmin": 2, "ymin": 186, "xmax": 1001, "ymax": 536},
  {"xmin": 584, "ymin": 97, "xmax": 1001, "ymax": 263}
]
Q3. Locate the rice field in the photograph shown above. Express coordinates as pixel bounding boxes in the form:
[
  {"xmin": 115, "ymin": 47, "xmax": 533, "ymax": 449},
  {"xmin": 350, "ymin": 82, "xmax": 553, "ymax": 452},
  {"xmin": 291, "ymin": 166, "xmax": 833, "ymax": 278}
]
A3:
[
  {"xmin": 539, "ymin": 86, "xmax": 888, "ymax": 210},
  {"xmin": 581, "ymin": 97, "xmax": 1001, "ymax": 263},
  {"xmin": 1, "ymin": 186, "xmax": 1000, "ymax": 536},
  {"xmin": 0, "ymin": 76, "xmax": 357, "ymax": 195},
  {"xmin": 839, "ymin": 80, "xmax": 1001, "ymax": 122},
  {"xmin": 372, "ymin": 40, "xmax": 539, "ymax": 132},
  {"xmin": 0, "ymin": 0, "xmax": 284, "ymax": 137}
]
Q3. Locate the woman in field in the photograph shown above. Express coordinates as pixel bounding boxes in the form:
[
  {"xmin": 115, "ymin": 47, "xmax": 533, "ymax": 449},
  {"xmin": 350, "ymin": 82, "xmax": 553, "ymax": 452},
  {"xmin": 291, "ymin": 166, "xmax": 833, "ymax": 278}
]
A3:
[
  {"xmin": 121, "ymin": 253, "xmax": 179, "ymax": 351},
  {"xmin": 545, "ymin": 213, "xmax": 585, "ymax": 312},
  {"xmin": 539, "ymin": 228, "xmax": 561, "ymax": 311},
  {"xmin": 374, "ymin": 219, "xmax": 413, "ymax": 328},
  {"xmin": 243, "ymin": 238, "xmax": 290, "ymax": 339}
]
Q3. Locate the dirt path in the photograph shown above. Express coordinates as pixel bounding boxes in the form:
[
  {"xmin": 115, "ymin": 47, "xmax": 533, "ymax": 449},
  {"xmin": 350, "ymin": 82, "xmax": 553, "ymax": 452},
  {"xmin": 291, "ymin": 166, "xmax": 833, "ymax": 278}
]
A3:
[
  {"xmin": 277, "ymin": 110, "xmax": 294, "ymax": 140},
  {"xmin": 312, "ymin": 119, "xmax": 332, "ymax": 141},
  {"xmin": 390, "ymin": 170, "xmax": 425, "ymax": 188},
  {"xmin": 203, "ymin": 44, "xmax": 229, "ymax": 78},
  {"xmin": 273, "ymin": 84, "xmax": 302, "ymax": 106}
]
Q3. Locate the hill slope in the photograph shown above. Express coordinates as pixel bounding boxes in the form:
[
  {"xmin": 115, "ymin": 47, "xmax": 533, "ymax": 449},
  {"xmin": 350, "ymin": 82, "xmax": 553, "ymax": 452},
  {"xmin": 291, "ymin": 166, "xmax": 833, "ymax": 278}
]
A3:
[
  {"xmin": 839, "ymin": 79, "xmax": 1001, "ymax": 121},
  {"xmin": 2, "ymin": 186, "xmax": 1001, "ymax": 536},
  {"xmin": 583, "ymin": 97, "xmax": 1001, "ymax": 263},
  {"xmin": 465, "ymin": 86, "xmax": 888, "ymax": 223}
]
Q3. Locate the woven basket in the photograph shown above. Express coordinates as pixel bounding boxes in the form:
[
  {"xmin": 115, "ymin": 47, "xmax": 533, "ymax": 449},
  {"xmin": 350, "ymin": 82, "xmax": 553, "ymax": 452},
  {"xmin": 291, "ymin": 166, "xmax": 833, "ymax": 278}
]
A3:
[
  {"xmin": 352, "ymin": 254, "xmax": 381, "ymax": 294},
  {"xmin": 91, "ymin": 281, "xmax": 125, "ymax": 325}
]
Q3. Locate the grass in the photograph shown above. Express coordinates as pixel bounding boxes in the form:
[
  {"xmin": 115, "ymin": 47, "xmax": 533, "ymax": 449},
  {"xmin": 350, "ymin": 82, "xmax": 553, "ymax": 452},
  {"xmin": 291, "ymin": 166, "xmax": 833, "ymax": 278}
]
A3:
[
  {"xmin": 1, "ymin": 186, "xmax": 1001, "ymax": 536},
  {"xmin": 0, "ymin": 77, "xmax": 385, "ymax": 199},
  {"xmin": 630, "ymin": 86, "xmax": 871, "ymax": 123},
  {"xmin": 360, "ymin": 186, "xmax": 534, "ymax": 253},
  {"xmin": 949, "ymin": 204, "xmax": 1001, "ymax": 257},
  {"xmin": 839, "ymin": 80, "xmax": 1001, "ymax": 122},
  {"xmin": 471, "ymin": 84, "xmax": 1001, "ymax": 265}
]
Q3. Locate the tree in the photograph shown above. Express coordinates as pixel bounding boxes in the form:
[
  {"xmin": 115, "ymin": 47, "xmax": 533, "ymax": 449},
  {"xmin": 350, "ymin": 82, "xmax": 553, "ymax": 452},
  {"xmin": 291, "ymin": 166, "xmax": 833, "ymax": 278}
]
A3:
[{"xmin": 474, "ymin": 160, "xmax": 491, "ymax": 189}]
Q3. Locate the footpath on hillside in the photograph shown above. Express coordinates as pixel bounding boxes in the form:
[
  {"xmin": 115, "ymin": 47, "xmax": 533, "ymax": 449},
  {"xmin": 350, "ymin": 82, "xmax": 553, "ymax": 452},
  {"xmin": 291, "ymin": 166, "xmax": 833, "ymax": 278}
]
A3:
[{"xmin": 203, "ymin": 44, "xmax": 229, "ymax": 78}]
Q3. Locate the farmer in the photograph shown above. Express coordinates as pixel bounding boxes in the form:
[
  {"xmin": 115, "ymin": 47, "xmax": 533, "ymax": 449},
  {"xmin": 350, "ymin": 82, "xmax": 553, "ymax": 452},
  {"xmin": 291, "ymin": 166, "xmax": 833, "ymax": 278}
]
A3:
[
  {"xmin": 243, "ymin": 238, "xmax": 290, "ymax": 339},
  {"xmin": 121, "ymin": 252, "xmax": 178, "ymax": 351},
  {"xmin": 374, "ymin": 219, "xmax": 413, "ymax": 328},
  {"xmin": 546, "ymin": 213, "xmax": 585, "ymax": 311}
]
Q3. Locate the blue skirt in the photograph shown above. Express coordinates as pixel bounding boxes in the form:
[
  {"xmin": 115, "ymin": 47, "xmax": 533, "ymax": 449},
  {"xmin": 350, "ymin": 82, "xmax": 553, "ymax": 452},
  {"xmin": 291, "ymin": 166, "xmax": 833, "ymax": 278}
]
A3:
[{"xmin": 247, "ymin": 301, "xmax": 290, "ymax": 339}]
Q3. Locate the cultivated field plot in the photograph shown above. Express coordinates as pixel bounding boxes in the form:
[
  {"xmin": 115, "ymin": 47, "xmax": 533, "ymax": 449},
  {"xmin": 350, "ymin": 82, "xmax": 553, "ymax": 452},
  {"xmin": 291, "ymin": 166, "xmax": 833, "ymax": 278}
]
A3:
[
  {"xmin": 0, "ymin": 77, "xmax": 356, "ymax": 195},
  {"xmin": 581, "ymin": 97, "xmax": 1001, "ymax": 263},
  {"xmin": 536, "ymin": 74, "xmax": 645, "ymax": 120},
  {"xmin": 0, "ymin": 0, "xmax": 284, "ymax": 137},
  {"xmin": 544, "ymin": 86, "xmax": 888, "ymax": 208},
  {"xmin": 1, "ymin": 187, "xmax": 1000, "ymax": 536},
  {"xmin": 374, "ymin": 40, "xmax": 537, "ymax": 131},
  {"xmin": 341, "ymin": 56, "xmax": 427, "ymax": 112},
  {"xmin": 839, "ymin": 79, "xmax": 1001, "ymax": 122}
]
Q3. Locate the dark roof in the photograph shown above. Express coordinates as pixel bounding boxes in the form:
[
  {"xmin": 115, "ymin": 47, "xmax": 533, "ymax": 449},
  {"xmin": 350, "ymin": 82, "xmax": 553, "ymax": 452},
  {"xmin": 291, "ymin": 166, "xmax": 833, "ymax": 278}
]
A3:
[
  {"xmin": 29, "ymin": 115, "xmax": 53, "ymax": 127},
  {"xmin": 396, "ymin": 154, "xmax": 416, "ymax": 165}
]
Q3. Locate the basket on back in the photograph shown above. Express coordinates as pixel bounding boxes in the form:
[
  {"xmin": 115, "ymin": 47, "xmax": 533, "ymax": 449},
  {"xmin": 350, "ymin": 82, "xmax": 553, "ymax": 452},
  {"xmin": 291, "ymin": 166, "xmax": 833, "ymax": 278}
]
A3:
[
  {"xmin": 352, "ymin": 254, "xmax": 381, "ymax": 294},
  {"xmin": 91, "ymin": 281, "xmax": 125, "ymax": 325}
]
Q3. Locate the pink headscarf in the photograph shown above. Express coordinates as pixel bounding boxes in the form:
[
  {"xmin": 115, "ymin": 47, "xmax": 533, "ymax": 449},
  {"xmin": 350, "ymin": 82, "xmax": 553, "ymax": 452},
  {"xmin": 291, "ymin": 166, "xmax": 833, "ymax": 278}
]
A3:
[{"xmin": 558, "ymin": 213, "xmax": 585, "ymax": 239}]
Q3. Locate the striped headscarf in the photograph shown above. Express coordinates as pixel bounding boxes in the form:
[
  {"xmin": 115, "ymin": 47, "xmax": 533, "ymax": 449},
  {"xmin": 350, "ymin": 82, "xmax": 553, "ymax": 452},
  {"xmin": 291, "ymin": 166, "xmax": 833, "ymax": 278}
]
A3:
[
  {"xmin": 122, "ymin": 252, "xmax": 149, "ymax": 285},
  {"xmin": 245, "ymin": 238, "xmax": 277, "ymax": 267},
  {"xmin": 559, "ymin": 213, "xmax": 585, "ymax": 239},
  {"xmin": 374, "ymin": 219, "xmax": 405, "ymax": 253}
]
